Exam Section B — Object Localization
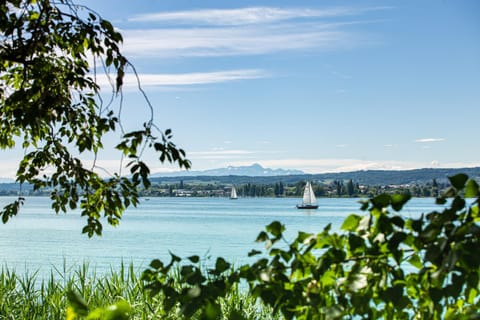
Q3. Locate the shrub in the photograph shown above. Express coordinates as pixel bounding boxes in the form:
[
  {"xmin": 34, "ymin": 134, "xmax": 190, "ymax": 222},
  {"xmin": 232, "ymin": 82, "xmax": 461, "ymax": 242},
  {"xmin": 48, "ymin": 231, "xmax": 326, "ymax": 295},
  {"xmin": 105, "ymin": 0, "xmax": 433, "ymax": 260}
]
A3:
[{"xmin": 140, "ymin": 174, "xmax": 480, "ymax": 319}]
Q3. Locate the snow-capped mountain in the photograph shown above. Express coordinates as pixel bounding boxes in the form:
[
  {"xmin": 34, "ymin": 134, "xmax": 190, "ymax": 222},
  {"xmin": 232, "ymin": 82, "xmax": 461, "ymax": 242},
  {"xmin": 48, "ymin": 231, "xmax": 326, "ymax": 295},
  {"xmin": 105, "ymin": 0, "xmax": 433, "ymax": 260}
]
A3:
[{"xmin": 151, "ymin": 163, "xmax": 304, "ymax": 177}]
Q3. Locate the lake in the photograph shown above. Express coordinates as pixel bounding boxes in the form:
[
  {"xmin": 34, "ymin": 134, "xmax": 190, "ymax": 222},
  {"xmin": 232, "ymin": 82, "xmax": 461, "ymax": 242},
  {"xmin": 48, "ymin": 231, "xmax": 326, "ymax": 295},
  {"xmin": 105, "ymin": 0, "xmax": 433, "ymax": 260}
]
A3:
[{"xmin": 0, "ymin": 196, "xmax": 440, "ymax": 277}]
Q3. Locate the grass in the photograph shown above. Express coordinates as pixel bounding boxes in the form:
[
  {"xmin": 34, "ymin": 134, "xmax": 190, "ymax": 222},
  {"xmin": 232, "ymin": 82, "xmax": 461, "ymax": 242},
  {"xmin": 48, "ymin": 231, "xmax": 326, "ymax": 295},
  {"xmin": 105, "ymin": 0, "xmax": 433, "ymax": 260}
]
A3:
[{"xmin": 0, "ymin": 262, "xmax": 280, "ymax": 319}]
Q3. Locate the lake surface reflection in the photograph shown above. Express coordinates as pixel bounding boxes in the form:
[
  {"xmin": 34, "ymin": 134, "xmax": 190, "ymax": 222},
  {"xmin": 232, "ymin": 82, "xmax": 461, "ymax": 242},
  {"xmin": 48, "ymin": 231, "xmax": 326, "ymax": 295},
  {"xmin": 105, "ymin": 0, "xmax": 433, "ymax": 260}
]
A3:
[{"xmin": 0, "ymin": 196, "xmax": 440, "ymax": 277}]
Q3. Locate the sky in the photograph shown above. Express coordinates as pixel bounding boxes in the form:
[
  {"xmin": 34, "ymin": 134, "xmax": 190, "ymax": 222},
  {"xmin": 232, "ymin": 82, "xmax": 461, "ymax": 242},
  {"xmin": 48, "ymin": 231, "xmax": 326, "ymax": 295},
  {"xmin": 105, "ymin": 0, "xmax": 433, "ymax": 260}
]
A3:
[{"xmin": 1, "ymin": 0, "xmax": 479, "ymax": 178}]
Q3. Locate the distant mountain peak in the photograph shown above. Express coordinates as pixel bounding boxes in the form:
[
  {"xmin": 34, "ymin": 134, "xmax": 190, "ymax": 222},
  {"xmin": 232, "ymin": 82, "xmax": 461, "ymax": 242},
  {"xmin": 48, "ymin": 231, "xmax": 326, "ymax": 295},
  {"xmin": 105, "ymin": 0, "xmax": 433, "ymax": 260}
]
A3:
[{"xmin": 152, "ymin": 163, "xmax": 304, "ymax": 177}]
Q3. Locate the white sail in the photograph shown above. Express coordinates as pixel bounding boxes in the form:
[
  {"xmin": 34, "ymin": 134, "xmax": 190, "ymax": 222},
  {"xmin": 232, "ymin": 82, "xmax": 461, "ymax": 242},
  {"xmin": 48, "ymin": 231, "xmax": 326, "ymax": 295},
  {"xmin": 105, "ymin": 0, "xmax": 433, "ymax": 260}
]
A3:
[
  {"xmin": 302, "ymin": 182, "xmax": 317, "ymax": 206},
  {"xmin": 230, "ymin": 186, "xmax": 238, "ymax": 199}
]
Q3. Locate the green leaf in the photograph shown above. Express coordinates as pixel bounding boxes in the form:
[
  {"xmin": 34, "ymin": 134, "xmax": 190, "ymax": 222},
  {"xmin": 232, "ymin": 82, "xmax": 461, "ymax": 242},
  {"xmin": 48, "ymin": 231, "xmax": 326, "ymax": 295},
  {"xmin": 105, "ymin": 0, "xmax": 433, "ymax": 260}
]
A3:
[
  {"xmin": 320, "ymin": 270, "xmax": 337, "ymax": 287},
  {"xmin": 359, "ymin": 200, "xmax": 369, "ymax": 211},
  {"xmin": 266, "ymin": 221, "xmax": 285, "ymax": 237},
  {"xmin": 85, "ymin": 308, "xmax": 105, "ymax": 319},
  {"xmin": 408, "ymin": 254, "xmax": 423, "ymax": 269},
  {"xmin": 406, "ymin": 216, "xmax": 423, "ymax": 233},
  {"xmin": 228, "ymin": 310, "xmax": 247, "ymax": 320},
  {"xmin": 67, "ymin": 290, "xmax": 89, "ymax": 316},
  {"xmin": 384, "ymin": 285, "xmax": 404, "ymax": 305},
  {"xmin": 248, "ymin": 249, "xmax": 262, "ymax": 257},
  {"xmin": 215, "ymin": 257, "xmax": 231, "ymax": 273},
  {"xmin": 391, "ymin": 194, "xmax": 411, "ymax": 211},
  {"xmin": 297, "ymin": 231, "xmax": 314, "ymax": 243},
  {"xmin": 341, "ymin": 214, "xmax": 361, "ymax": 232},
  {"xmin": 204, "ymin": 302, "xmax": 221, "ymax": 320},
  {"xmin": 103, "ymin": 300, "xmax": 132, "ymax": 320},
  {"xmin": 256, "ymin": 231, "xmax": 269, "ymax": 242},
  {"xmin": 388, "ymin": 232, "xmax": 407, "ymax": 249},
  {"xmin": 465, "ymin": 179, "xmax": 479, "ymax": 198},
  {"xmin": 467, "ymin": 287, "xmax": 478, "ymax": 304},
  {"xmin": 390, "ymin": 215, "xmax": 405, "ymax": 228},
  {"xmin": 371, "ymin": 194, "xmax": 391, "ymax": 209},
  {"xmin": 429, "ymin": 287, "xmax": 443, "ymax": 302},
  {"xmin": 348, "ymin": 234, "xmax": 365, "ymax": 252},
  {"xmin": 168, "ymin": 252, "xmax": 182, "ymax": 264},
  {"xmin": 188, "ymin": 255, "xmax": 200, "ymax": 263},
  {"xmin": 455, "ymin": 200, "xmax": 468, "ymax": 216},
  {"xmin": 449, "ymin": 173, "xmax": 468, "ymax": 190},
  {"xmin": 149, "ymin": 259, "xmax": 164, "ymax": 269}
]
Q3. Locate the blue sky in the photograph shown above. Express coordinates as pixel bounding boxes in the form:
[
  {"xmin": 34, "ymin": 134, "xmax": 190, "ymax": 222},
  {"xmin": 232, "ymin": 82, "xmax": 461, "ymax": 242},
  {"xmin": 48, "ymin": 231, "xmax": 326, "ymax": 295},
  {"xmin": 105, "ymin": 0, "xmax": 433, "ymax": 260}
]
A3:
[{"xmin": 1, "ymin": 0, "xmax": 479, "ymax": 178}]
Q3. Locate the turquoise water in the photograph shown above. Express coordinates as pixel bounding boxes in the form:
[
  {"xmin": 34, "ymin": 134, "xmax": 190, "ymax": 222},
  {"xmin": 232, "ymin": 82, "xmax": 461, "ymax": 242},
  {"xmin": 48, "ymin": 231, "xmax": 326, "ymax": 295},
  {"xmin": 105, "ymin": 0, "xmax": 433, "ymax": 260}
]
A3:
[{"xmin": 0, "ymin": 196, "xmax": 440, "ymax": 276}]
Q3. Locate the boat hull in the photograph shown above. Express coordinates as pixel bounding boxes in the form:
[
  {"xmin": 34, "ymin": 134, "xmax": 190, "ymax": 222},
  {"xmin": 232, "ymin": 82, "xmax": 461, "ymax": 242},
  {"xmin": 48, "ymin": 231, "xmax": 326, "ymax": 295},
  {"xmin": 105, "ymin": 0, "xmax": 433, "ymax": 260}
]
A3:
[{"xmin": 296, "ymin": 205, "xmax": 319, "ymax": 209}]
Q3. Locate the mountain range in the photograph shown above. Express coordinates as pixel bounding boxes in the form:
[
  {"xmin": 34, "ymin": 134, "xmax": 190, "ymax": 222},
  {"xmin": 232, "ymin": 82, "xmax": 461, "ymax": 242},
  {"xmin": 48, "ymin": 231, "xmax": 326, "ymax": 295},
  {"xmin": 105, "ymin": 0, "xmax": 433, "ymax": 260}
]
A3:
[{"xmin": 151, "ymin": 163, "xmax": 304, "ymax": 177}]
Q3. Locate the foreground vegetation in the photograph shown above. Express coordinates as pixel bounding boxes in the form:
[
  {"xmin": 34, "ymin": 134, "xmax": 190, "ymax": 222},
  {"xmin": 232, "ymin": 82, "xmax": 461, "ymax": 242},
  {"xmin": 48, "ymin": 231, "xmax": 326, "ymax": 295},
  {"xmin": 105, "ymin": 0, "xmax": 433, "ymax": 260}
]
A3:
[
  {"xmin": 136, "ymin": 174, "xmax": 480, "ymax": 319},
  {"xmin": 0, "ymin": 263, "xmax": 277, "ymax": 319}
]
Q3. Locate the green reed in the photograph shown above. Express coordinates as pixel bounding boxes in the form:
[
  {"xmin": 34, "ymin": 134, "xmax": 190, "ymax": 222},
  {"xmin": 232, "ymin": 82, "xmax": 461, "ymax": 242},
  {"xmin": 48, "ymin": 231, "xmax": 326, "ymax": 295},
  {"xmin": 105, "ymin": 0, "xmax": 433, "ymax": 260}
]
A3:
[{"xmin": 0, "ymin": 263, "xmax": 279, "ymax": 319}]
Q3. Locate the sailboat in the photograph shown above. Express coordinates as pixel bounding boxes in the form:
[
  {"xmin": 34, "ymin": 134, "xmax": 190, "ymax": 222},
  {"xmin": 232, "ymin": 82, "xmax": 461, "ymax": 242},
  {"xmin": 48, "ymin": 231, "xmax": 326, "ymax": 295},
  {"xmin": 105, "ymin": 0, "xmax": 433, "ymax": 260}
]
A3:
[
  {"xmin": 230, "ymin": 186, "xmax": 238, "ymax": 200},
  {"xmin": 297, "ymin": 182, "xmax": 318, "ymax": 209}
]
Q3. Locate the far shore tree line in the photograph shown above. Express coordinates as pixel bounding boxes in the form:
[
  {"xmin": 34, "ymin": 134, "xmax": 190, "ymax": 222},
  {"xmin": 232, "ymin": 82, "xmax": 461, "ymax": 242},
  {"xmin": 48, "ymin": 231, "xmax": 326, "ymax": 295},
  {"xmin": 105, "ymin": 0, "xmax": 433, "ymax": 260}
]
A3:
[
  {"xmin": 0, "ymin": 178, "xmax": 452, "ymax": 198},
  {"xmin": 139, "ymin": 178, "xmax": 449, "ymax": 198}
]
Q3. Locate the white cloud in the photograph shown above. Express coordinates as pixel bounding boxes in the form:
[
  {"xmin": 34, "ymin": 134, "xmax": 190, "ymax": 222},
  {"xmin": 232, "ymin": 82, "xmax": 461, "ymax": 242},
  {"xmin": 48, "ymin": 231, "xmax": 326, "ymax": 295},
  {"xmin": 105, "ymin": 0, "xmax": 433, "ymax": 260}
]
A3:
[
  {"xmin": 185, "ymin": 150, "xmax": 255, "ymax": 161},
  {"xmin": 120, "ymin": 6, "xmax": 391, "ymax": 58},
  {"xmin": 121, "ymin": 25, "xmax": 351, "ymax": 58},
  {"xmin": 189, "ymin": 150, "xmax": 253, "ymax": 156},
  {"xmin": 129, "ymin": 6, "xmax": 392, "ymax": 25},
  {"xmin": 189, "ymin": 150, "xmax": 254, "ymax": 156},
  {"xmin": 129, "ymin": 7, "xmax": 321, "ymax": 25},
  {"xmin": 415, "ymin": 138, "xmax": 445, "ymax": 143},
  {"xmin": 0, "ymin": 161, "xmax": 20, "ymax": 181},
  {"xmin": 96, "ymin": 69, "xmax": 267, "ymax": 89}
]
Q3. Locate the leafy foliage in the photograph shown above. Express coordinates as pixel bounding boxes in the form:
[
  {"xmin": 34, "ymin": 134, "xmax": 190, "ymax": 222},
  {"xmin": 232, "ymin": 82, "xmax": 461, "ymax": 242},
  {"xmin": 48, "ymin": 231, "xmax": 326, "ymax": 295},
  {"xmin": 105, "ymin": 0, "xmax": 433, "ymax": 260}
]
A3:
[
  {"xmin": 67, "ymin": 290, "xmax": 132, "ymax": 320},
  {"xmin": 141, "ymin": 174, "xmax": 480, "ymax": 319},
  {"xmin": 0, "ymin": 0, "xmax": 190, "ymax": 235}
]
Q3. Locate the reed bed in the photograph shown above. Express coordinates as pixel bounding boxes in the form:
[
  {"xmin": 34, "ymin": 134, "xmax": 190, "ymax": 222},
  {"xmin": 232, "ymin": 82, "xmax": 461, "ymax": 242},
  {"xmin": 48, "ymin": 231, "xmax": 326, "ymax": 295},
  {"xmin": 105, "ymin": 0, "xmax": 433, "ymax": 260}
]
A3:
[{"xmin": 0, "ymin": 262, "xmax": 279, "ymax": 319}]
